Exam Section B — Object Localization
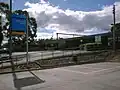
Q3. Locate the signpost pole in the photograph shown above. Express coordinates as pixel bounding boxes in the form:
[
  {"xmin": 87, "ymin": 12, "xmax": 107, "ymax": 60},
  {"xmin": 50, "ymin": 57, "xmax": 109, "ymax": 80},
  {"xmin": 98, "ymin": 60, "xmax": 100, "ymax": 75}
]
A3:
[
  {"xmin": 11, "ymin": 13, "xmax": 27, "ymax": 68},
  {"xmin": 9, "ymin": 0, "xmax": 12, "ymax": 60},
  {"xmin": 26, "ymin": 13, "xmax": 29, "ymax": 67}
]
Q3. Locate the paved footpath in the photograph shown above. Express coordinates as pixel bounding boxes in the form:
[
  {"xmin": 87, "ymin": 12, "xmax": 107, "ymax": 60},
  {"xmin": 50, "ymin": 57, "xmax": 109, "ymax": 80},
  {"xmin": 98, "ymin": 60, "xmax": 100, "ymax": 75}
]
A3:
[{"xmin": 0, "ymin": 62, "xmax": 120, "ymax": 90}]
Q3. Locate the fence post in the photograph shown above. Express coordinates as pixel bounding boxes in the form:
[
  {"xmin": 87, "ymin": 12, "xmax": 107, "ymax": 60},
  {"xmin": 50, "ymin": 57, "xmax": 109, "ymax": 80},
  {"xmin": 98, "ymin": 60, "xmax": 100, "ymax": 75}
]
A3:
[
  {"xmin": 41, "ymin": 52, "xmax": 43, "ymax": 60},
  {"xmin": 94, "ymin": 52, "xmax": 96, "ymax": 61},
  {"xmin": 16, "ymin": 56, "xmax": 17, "ymax": 65},
  {"xmin": 52, "ymin": 50, "xmax": 54, "ymax": 59},
  {"xmin": 72, "ymin": 49, "xmax": 74, "ymax": 56},
  {"xmin": 63, "ymin": 49, "xmax": 64, "ymax": 57}
]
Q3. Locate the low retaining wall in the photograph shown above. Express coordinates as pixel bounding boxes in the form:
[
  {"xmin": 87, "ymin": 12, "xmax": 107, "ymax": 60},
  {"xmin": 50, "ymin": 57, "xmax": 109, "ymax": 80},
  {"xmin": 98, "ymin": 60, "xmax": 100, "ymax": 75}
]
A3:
[
  {"xmin": 0, "ymin": 51, "xmax": 110, "ymax": 74},
  {"xmin": 35, "ymin": 51, "xmax": 109, "ymax": 69}
]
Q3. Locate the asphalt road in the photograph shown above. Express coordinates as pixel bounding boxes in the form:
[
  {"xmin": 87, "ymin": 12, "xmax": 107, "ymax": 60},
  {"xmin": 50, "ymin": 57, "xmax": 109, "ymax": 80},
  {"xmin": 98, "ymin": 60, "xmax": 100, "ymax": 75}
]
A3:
[{"xmin": 0, "ymin": 62, "xmax": 120, "ymax": 90}]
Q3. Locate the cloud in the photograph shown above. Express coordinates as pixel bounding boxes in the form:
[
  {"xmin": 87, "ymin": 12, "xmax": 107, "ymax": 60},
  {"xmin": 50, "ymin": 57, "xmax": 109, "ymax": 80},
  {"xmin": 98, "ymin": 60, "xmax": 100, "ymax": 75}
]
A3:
[
  {"xmin": 12, "ymin": 0, "xmax": 14, "ymax": 3},
  {"xmin": 37, "ymin": 32, "xmax": 53, "ymax": 39},
  {"xmin": 64, "ymin": 0, "xmax": 67, "ymax": 2},
  {"xmin": 24, "ymin": 1, "xmax": 120, "ymax": 39},
  {"xmin": 40, "ymin": 0, "xmax": 47, "ymax": 4}
]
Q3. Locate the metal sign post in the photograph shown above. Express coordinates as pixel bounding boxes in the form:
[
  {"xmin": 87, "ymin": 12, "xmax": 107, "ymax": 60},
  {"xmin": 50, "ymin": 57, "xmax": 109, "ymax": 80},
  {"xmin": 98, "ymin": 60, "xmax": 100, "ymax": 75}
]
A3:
[
  {"xmin": 26, "ymin": 13, "xmax": 29, "ymax": 67},
  {"xmin": 9, "ymin": 0, "xmax": 12, "ymax": 60},
  {"xmin": 11, "ymin": 13, "xmax": 27, "ymax": 66}
]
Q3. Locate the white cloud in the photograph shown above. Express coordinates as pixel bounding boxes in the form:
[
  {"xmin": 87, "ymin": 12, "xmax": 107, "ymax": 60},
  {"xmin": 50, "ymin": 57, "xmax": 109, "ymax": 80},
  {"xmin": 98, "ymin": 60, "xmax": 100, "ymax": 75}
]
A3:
[
  {"xmin": 40, "ymin": 0, "xmax": 47, "ymax": 4},
  {"xmin": 98, "ymin": 4, "xmax": 101, "ymax": 7},
  {"xmin": 24, "ymin": 1, "xmax": 120, "ymax": 39},
  {"xmin": 64, "ymin": 0, "xmax": 67, "ymax": 2},
  {"xmin": 12, "ymin": 0, "xmax": 14, "ymax": 4},
  {"xmin": 37, "ymin": 32, "xmax": 53, "ymax": 39}
]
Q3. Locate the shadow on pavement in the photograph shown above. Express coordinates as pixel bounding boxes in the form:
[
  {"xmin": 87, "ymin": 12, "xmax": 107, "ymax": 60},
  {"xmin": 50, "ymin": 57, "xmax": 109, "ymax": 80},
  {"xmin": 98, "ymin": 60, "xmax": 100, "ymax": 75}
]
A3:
[{"xmin": 11, "ymin": 60, "xmax": 45, "ymax": 90}]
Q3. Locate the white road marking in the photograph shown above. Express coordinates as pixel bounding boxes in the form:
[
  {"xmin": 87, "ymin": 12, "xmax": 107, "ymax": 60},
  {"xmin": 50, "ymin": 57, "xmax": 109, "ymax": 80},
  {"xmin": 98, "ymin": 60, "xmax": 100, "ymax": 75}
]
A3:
[
  {"xmin": 82, "ymin": 66, "xmax": 102, "ymax": 69},
  {"xmin": 58, "ymin": 65, "xmax": 120, "ymax": 75},
  {"xmin": 89, "ymin": 65, "xmax": 120, "ymax": 74},
  {"xmin": 59, "ymin": 68, "xmax": 89, "ymax": 75}
]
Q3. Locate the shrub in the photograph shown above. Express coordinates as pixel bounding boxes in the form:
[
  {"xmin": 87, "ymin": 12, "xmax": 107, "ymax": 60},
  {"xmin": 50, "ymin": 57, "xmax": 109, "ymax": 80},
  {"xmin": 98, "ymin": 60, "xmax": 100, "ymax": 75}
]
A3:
[{"xmin": 80, "ymin": 43, "xmax": 104, "ymax": 51}]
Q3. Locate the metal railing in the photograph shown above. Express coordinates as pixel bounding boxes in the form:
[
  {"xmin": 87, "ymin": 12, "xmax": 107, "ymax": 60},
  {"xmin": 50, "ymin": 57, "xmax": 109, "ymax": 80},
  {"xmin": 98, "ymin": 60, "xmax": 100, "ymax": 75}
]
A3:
[{"xmin": 0, "ymin": 47, "xmax": 110, "ymax": 74}]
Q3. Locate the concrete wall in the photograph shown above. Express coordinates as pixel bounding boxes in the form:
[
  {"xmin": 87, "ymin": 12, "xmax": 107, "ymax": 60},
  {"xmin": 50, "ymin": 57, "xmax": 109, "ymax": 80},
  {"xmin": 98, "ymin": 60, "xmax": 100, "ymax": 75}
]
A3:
[{"xmin": 36, "ymin": 51, "xmax": 109, "ymax": 69}]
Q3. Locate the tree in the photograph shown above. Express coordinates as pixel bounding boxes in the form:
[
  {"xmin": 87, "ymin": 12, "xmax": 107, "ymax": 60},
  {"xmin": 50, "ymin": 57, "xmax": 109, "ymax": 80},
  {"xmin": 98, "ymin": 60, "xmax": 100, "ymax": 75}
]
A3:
[
  {"xmin": 0, "ymin": 2, "xmax": 10, "ymax": 31},
  {"xmin": 0, "ymin": 2, "xmax": 37, "ymax": 46},
  {"xmin": 0, "ymin": 2, "xmax": 9, "ymax": 46},
  {"xmin": 111, "ymin": 23, "xmax": 120, "ymax": 42},
  {"xmin": 111, "ymin": 23, "xmax": 120, "ymax": 34},
  {"xmin": 0, "ymin": 31, "xmax": 3, "ymax": 46},
  {"xmin": 111, "ymin": 23, "xmax": 120, "ymax": 49},
  {"xmin": 0, "ymin": 2, "xmax": 9, "ymax": 16}
]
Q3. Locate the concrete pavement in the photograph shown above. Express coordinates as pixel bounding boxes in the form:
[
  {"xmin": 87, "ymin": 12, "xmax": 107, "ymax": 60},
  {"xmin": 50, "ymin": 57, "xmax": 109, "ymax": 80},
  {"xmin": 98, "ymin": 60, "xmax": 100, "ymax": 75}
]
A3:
[{"xmin": 0, "ymin": 62, "xmax": 120, "ymax": 90}]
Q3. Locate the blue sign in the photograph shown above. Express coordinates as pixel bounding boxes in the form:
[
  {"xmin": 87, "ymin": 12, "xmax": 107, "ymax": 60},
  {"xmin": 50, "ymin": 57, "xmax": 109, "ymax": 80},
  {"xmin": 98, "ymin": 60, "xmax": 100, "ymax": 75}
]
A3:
[{"xmin": 12, "ymin": 14, "xmax": 26, "ymax": 32}]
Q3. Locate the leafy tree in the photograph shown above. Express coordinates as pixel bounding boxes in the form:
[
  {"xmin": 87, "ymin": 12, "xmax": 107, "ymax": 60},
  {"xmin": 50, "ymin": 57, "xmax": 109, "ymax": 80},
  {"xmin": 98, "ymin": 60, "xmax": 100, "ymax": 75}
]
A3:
[
  {"xmin": 111, "ymin": 23, "xmax": 120, "ymax": 34},
  {"xmin": 0, "ymin": 2, "xmax": 37, "ymax": 46},
  {"xmin": 0, "ymin": 31, "xmax": 3, "ymax": 46},
  {"xmin": 111, "ymin": 23, "xmax": 120, "ymax": 42},
  {"xmin": 0, "ymin": 16, "xmax": 2, "ymax": 46},
  {"xmin": 0, "ymin": 2, "xmax": 9, "ymax": 17},
  {"xmin": 0, "ymin": 2, "xmax": 9, "ymax": 46},
  {"xmin": 0, "ymin": 2, "xmax": 9, "ymax": 30}
]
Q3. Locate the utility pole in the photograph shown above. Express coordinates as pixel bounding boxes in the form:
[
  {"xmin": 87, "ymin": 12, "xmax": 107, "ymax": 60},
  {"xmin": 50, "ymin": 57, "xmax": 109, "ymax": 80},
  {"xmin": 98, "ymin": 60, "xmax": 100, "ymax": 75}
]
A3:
[{"xmin": 113, "ymin": 5, "xmax": 116, "ymax": 51}]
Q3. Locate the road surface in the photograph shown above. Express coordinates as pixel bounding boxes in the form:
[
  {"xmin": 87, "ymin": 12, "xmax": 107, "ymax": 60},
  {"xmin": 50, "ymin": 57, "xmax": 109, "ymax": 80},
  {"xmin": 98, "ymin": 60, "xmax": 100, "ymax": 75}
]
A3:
[{"xmin": 0, "ymin": 62, "xmax": 120, "ymax": 90}]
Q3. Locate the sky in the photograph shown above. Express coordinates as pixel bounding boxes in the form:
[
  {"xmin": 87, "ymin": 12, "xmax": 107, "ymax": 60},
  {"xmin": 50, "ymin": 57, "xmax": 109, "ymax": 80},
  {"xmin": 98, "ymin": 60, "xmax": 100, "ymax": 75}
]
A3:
[{"xmin": 1, "ymin": 0, "xmax": 120, "ymax": 39}]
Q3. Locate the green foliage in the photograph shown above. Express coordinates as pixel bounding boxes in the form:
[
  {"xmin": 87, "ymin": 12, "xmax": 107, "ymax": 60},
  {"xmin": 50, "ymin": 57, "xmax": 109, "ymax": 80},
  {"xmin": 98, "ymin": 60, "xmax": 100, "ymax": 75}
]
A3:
[
  {"xmin": 111, "ymin": 23, "xmax": 120, "ymax": 45},
  {"xmin": 80, "ymin": 43, "xmax": 104, "ymax": 51},
  {"xmin": 0, "ymin": 2, "xmax": 10, "ymax": 30},
  {"xmin": 0, "ymin": 2, "xmax": 9, "ymax": 10},
  {"xmin": 0, "ymin": 2, "xmax": 9, "ymax": 15},
  {"xmin": 0, "ymin": 2, "xmax": 9, "ymax": 46},
  {"xmin": 111, "ymin": 23, "xmax": 120, "ymax": 35},
  {"xmin": 0, "ymin": 32, "xmax": 3, "ymax": 46},
  {"xmin": 0, "ymin": 2, "xmax": 37, "ymax": 46}
]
